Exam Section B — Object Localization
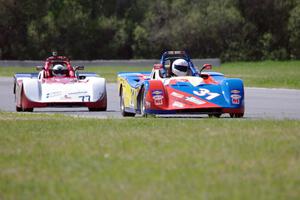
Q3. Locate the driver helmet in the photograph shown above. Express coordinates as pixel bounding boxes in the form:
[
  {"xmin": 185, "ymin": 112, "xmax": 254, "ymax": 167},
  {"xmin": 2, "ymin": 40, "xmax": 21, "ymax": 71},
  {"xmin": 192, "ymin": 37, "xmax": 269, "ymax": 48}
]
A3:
[
  {"xmin": 172, "ymin": 59, "xmax": 188, "ymax": 76},
  {"xmin": 52, "ymin": 64, "xmax": 68, "ymax": 77}
]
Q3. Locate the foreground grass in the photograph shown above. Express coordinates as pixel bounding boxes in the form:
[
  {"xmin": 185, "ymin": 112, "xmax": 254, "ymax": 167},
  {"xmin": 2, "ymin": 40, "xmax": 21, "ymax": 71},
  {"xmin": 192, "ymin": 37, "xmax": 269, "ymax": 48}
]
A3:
[
  {"xmin": 1, "ymin": 112, "xmax": 300, "ymax": 200},
  {"xmin": 1, "ymin": 60, "xmax": 300, "ymax": 88}
]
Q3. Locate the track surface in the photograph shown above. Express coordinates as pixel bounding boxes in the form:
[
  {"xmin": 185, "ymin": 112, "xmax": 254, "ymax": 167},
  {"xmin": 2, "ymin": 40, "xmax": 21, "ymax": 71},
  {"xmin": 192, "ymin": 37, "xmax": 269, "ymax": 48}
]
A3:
[{"xmin": 1, "ymin": 77, "xmax": 300, "ymax": 119}]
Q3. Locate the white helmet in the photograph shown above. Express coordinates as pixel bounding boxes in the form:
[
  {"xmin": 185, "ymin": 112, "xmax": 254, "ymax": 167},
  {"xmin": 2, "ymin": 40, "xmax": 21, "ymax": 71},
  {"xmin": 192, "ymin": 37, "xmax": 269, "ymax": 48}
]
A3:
[
  {"xmin": 172, "ymin": 59, "xmax": 188, "ymax": 76},
  {"xmin": 52, "ymin": 64, "xmax": 68, "ymax": 77}
]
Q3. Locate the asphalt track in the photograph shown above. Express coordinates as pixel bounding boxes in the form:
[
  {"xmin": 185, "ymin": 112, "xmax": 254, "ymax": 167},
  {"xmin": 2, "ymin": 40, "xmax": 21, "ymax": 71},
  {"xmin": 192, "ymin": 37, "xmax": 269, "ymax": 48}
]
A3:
[{"xmin": 1, "ymin": 77, "xmax": 300, "ymax": 119}]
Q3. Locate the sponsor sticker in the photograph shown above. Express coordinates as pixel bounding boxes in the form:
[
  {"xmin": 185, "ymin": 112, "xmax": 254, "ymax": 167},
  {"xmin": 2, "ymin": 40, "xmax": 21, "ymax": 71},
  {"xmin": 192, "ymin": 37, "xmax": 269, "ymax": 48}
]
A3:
[
  {"xmin": 231, "ymin": 94, "xmax": 241, "ymax": 104},
  {"xmin": 231, "ymin": 94, "xmax": 241, "ymax": 99},
  {"xmin": 152, "ymin": 90, "xmax": 163, "ymax": 96},
  {"xmin": 171, "ymin": 92, "xmax": 184, "ymax": 98},
  {"xmin": 63, "ymin": 95, "xmax": 71, "ymax": 99},
  {"xmin": 154, "ymin": 98, "xmax": 163, "ymax": 105},
  {"xmin": 231, "ymin": 90, "xmax": 240, "ymax": 94},
  {"xmin": 172, "ymin": 101, "xmax": 184, "ymax": 108},
  {"xmin": 232, "ymin": 98, "xmax": 240, "ymax": 104},
  {"xmin": 153, "ymin": 95, "xmax": 163, "ymax": 100},
  {"xmin": 185, "ymin": 96, "xmax": 205, "ymax": 105},
  {"xmin": 152, "ymin": 92, "xmax": 164, "ymax": 105},
  {"xmin": 68, "ymin": 91, "xmax": 88, "ymax": 95},
  {"xmin": 46, "ymin": 91, "xmax": 62, "ymax": 98}
]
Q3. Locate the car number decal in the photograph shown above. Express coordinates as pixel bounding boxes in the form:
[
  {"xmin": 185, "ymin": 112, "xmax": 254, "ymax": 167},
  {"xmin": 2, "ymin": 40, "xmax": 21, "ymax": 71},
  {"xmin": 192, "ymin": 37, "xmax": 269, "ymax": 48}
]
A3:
[
  {"xmin": 79, "ymin": 95, "xmax": 91, "ymax": 102},
  {"xmin": 193, "ymin": 88, "xmax": 220, "ymax": 100}
]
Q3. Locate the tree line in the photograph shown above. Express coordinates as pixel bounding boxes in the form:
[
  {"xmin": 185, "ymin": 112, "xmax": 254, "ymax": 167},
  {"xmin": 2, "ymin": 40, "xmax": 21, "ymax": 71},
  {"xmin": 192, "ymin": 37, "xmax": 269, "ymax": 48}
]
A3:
[{"xmin": 1, "ymin": 0, "xmax": 300, "ymax": 61}]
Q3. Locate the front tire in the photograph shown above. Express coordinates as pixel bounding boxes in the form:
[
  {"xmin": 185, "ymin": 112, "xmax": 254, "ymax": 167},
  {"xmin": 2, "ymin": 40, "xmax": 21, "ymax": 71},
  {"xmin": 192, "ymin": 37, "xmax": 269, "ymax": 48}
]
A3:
[
  {"xmin": 89, "ymin": 107, "xmax": 107, "ymax": 112},
  {"xmin": 23, "ymin": 108, "xmax": 33, "ymax": 112},
  {"xmin": 16, "ymin": 106, "xmax": 22, "ymax": 112},
  {"xmin": 17, "ymin": 88, "xmax": 34, "ymax": 112},
  {"xmin": 208, "ymin": 113, "xmax": 222, "ymax": 118},
  {"xmin": 120, "ymin": 88, "xmax": 135, "ymax": 117},
  {"xmin": 140, "ymin": 88, "xmax": 147, "ymax": 117}
]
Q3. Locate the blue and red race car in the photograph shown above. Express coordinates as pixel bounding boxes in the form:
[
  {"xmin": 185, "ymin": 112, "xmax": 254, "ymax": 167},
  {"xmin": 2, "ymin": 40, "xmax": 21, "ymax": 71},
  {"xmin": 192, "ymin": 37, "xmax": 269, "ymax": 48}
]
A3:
[{"xmin": 118, "ymin": 51, "xmax": 244, "ymax": 118}]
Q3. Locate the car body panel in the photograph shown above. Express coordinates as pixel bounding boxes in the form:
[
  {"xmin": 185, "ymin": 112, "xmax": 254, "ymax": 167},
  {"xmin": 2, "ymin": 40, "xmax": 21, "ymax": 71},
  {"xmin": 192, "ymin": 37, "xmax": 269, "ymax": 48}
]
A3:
[
  {"xmin": 117, "ymin": 51, "xmax": 244, "ymax": 117},
  {"xmin": 14, "ymin": 55, "xmax": 107, "ymax": 111}
]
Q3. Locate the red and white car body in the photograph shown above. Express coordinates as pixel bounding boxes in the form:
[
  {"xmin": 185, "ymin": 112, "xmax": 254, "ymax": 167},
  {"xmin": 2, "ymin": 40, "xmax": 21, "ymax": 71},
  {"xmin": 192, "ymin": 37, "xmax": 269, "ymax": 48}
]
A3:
[{"xmin": 13, "ymin": 55, "xmax": 107, "ymax": 112}]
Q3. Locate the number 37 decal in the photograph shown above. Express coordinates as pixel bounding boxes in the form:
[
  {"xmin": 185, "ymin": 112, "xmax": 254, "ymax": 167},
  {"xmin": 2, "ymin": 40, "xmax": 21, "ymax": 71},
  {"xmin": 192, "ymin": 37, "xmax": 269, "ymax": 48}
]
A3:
[{"xmin": 193, "ymin": 89, "xmax": 220, "ymax": 100}]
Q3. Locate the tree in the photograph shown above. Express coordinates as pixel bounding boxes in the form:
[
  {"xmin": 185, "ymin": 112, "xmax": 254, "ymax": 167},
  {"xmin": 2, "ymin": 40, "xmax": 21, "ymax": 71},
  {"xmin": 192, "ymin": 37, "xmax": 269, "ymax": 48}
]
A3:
[{"xmin": 288, "ymin": 1, "xmax": 300, "ymax": 59}]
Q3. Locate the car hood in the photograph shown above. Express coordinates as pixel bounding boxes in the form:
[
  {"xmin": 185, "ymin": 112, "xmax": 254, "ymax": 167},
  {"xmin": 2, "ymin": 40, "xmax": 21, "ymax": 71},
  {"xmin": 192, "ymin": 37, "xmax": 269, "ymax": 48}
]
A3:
[{"xmin": 162, "ymin": 76, "xmax": 233, "ymax": 108}]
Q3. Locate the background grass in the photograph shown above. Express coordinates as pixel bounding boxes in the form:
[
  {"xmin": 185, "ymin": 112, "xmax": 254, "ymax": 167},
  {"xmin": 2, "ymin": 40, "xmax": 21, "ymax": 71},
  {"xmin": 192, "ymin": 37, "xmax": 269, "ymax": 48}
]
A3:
[
  {"xmin": 219, "ymin": 61, "xmax": 300, "ymax": 89},
  {"xmin": 1, "ymin": 60, "xmax": 300, "ymax": 88},
  {"xmin": 1, "ymin": 112, "xmax": 300, "ymax": 200}
]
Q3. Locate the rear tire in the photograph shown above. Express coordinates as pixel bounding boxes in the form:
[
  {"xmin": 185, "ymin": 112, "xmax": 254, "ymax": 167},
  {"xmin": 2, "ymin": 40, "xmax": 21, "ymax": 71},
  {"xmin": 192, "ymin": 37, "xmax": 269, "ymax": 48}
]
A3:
[
  {"xmin": 120, "ymin": 88, "xmax": 135, "ymax": 117},
  {"xmin": 230, "ymin": 113, "xmax": 244, "ymax": 118}
]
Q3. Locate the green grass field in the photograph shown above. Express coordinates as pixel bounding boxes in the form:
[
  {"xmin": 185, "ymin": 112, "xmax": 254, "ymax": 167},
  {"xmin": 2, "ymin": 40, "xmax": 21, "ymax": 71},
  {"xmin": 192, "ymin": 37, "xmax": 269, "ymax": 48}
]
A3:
[
  {"xmin": 220, "ymin": 61, "xmax": 300, "ymax": 89},
  {"xmin": 1, "ymin": 60, "xmax": 300, "ymax": 88},
  {"xmin": 1, "ymin": 112, "xmax": 300, "ymax": 200}
]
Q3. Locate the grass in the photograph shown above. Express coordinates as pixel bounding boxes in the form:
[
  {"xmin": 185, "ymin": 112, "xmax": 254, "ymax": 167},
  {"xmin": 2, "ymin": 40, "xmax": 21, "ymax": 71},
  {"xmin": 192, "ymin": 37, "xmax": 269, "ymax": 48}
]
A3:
[
  {"xmin": 219, "ymin": 61, "xmax": 300, "ymax": 89},
  {"xmin": 86, "ymin": 66, "xmax": 152, "ymax": 82},
  {"xmin": 0, "ymin": 66, "xmax": 152, "ymax": 83},
  {"xmin": 1, "ymin": 112, "xmax": 300, "ymax": 200},
  {"xmin": 1, "ymin": 60, "xmax": 300, "ymax": 88}
]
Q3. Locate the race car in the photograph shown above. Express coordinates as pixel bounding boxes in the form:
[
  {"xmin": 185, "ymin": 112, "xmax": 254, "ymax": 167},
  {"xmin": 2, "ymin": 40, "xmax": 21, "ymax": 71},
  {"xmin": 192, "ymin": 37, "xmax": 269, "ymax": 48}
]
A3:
[
  {"xmin": 14, "ymin": 53, "xmax": 107, "ymax": 112},
  {"xmin": 117, "ymin": 51, "xmax": 244, "ymax": 118}
]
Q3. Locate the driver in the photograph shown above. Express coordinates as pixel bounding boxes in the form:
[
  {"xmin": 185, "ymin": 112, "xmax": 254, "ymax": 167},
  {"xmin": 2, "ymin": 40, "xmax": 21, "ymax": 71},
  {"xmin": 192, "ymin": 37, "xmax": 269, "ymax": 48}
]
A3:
[
  {"xmin": 171, "ymin": 59, "xmax": 188, "ymax": 76},
  {"xmin": 52, "ymin": 64, "xmax": 68, "ymax": 77}
]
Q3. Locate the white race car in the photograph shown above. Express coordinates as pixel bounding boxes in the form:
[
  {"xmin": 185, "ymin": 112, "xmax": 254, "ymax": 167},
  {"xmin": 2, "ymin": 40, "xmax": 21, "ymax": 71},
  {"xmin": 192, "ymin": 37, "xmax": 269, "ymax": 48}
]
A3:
[{"xmin": 13, "ymin": 54, "xmax": 107, "ymax": 112}]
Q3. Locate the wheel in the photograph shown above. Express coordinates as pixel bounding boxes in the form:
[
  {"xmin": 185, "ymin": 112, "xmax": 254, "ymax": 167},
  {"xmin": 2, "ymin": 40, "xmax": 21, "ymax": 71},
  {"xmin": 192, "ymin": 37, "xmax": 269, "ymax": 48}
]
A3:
[
  {"xmin": 23, "ymin": 108, "xmax": 33, "ymax": 112},
  {"xmin": 16, "ymin": 106, "xmax": 22, "ymax": 112},
  {"xmin": 88, "ymin": 107, "xmax": 107, "ymax": 112},
  {"xmin": 17, "ymin": 88, "xmax": 34, "ymax": 112},
  {"xmin": 120, "ymin": 88, "xmax": 135, "ymax": 117},
  {"xmin": 230, "ymin": 113, "xmax": 244, "ymax": 118},
  {"xmin": 208, "ymin": 114, "xmax": 221, "ymax": 118},
  {"xmin": 140, "ymin": 88, "xmax": 147, "ymax": 117}
]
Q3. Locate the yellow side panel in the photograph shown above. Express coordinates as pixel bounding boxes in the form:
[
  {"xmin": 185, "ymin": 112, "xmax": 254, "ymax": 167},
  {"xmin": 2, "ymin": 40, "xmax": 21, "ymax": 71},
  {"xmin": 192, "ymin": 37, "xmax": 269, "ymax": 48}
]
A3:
[{"xmin": 117, "ymin": 77, "xmax": 140, "ymax": 110}]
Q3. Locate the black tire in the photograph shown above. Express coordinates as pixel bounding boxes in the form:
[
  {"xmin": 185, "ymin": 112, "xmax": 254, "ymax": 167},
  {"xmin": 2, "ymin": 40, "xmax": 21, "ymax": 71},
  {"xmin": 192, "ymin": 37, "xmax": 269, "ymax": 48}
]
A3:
[
  {"xmin": 23, "ymin": 108, "xmax": 33, "ymax": 112},
  {"xmin": 18, "ymin": 88, "xmax": 33, "ymax": 112},
  {"xmin": 120, "ymin": 88, "xmax": 135, "ymax": 117},
  {"xmin": 88, "ymin": 107, "xmax": 107, "ymax": 112},
  {"xmin": 140, "ymin": 88, "xmax": 147, "ymax": 117},
  {"xmin": 16, "ymin": 106, "xmax": 22, "ymax": 112},
  {"xmin": 230, "ymin": 113, "xmax": 244, "ymax": 118},
  {"xmin": 208, "ymin": 113, "xmax": 222, "ymax": 118}
]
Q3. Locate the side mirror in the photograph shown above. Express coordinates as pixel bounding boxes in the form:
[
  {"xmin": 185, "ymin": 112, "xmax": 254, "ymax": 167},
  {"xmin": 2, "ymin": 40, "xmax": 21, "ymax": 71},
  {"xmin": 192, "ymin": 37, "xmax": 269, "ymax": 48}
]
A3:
[
  {"xmin": 199, "ymin": 64, "xmax": 212, "ymax": 74},
  {"xmin": 203, "ymin": 64, "xmax": 212, "ymax": 70},
  {"xmin": 74, "ymin": 66, "xmax": 84, "ymax": 71},
  {"xmin": 153, "ymin": 64, "xmax": 163, "ymax": 70},
  {"xmin": 36, "ymin": 66, "xmax": 44, "ymax": 71}
]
